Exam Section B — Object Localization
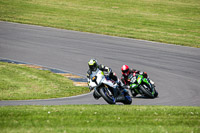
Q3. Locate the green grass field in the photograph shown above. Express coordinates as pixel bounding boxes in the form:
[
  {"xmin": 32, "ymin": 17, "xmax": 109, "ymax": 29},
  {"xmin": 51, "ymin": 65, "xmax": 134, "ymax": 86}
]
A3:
[
  {"xmin": 1, "ymin": 1, "xmax": 200, "ymax": 132},
  {"xmin": 0, "ymin": 0, "xmax": 199, "ymax": 47},
  {"xmin": 0, "ymin": 105, "xmax": 200, "ymax": 133},
  {"xmin": 1, "ymin": 60, "xmax": 200, "ymax": 133},
  {"xmin": 0, "ymin": 62, "xmax": 89, "ymax": 100}
]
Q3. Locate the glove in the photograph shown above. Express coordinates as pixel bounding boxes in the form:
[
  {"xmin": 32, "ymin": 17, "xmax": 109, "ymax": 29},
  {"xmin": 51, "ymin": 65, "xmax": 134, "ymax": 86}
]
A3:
[
  {"xmin": 139, "ymin": 71, "xmax": 144, "ymax": 75},
  {"xmin": 143, "ymin": 72, "xmax": 148, "ymax": 78},
  {"xmin": 139, "ymin": 71, "xmax": 148, "ymax": 78}
]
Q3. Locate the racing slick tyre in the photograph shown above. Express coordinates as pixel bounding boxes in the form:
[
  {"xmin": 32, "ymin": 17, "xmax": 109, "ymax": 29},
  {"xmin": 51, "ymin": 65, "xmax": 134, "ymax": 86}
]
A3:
[
  {"xmin": 93, "ymin": 90, "xmax": 101, "ymax": 100},
  {"xmin": 139, "ymin": 84, "xmax": 154, "ymax": 98},
  {"xmin": 130, "ymin": 89, "xmax": 138, "ymax": 97},
  {"xmin": 154, "ymin": 90, "xmax": 158, "ymax": 98},
  {"xmin": 99, "ymin": 87, "xmax": 116, "ymax": 104},
  {"xmin": 123, "ymin": 93, "xmax": 132, "ymax": 105}
]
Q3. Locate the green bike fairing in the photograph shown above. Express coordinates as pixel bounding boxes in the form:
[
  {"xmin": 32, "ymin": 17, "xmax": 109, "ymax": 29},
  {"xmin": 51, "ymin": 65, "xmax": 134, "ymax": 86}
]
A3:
[
  {"xmin": 137, "ymin": 75, "xmax": 143, "ymax": 84},
  {"xmin": 130, "ymin": 83, "xmax": 138, "ymax": 88},
  {"xmin": 143, "ymin": 78, "xmax": 151, "ymax": 86}
]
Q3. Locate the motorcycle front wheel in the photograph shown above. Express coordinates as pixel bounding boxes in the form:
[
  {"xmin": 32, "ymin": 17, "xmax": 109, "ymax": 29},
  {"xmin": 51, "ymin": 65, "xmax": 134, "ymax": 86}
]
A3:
[
  {"xmin": 139, "ymin": 84, "xmax": 154, "ymax": 98},
  {"xmin": 154, "ymin": 89, "xmax": 158, "ymax": 97},
  {"xmin": 99, "ymin": 87, "xmax": 116, "ymax": 104},
  {"xmin": 130, "ymin": 89, "xmax": 138, "ymax": 97}
]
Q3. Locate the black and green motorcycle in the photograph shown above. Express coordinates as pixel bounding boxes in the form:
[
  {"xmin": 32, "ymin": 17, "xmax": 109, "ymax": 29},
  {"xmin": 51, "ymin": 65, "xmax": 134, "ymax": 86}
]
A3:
[{"xmin": 127, "ymin": 74, "xmax": 158, "ymax": 98}]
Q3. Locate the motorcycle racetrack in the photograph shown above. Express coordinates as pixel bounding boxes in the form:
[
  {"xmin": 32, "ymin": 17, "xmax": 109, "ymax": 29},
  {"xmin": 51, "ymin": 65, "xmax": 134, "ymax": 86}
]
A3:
[{"xmin": 0, "ymin": 21, "xmax": 200, "ymax": 106}]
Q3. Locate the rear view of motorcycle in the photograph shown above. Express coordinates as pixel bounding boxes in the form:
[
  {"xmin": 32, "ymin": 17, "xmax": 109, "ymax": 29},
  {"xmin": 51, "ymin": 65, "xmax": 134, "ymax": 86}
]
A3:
[{"xmin": 88, "ymin": 68, "xmax": 132, "ymax": 105}]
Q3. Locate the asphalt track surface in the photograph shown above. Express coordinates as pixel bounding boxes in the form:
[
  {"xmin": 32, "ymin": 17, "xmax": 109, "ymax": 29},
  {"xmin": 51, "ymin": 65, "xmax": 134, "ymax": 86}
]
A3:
[{"xmin": 0, "ymin": 21, "xmax": 200, "ymax": 106}]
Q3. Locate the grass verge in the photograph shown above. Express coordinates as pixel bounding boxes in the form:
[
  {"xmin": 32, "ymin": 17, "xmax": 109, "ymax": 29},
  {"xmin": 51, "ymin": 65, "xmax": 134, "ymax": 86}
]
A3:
[
  {"xmin": 0, "ymin": 105, "xmax": 200, "ymax": 133},
  {"xmin": 0, "ymin": 0, "xmax": 199, "ymax": 47},
  {"xmin": 0, "ymin": 62, "xmax": 89, "ymax": 100}
]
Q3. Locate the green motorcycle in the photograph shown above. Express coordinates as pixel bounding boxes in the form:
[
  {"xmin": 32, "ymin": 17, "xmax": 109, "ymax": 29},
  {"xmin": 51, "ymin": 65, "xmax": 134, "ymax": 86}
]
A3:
[{"xmin": 127, "ymin": 74, "xmax": 158, "ymax": 98}]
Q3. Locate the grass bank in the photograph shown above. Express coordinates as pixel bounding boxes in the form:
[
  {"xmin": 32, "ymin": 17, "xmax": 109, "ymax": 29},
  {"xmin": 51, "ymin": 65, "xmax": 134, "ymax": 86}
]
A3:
[
  {"xmin": 0, "ymin": 62, "xmax": 89, "ymax": 100},
  {"xmin": 0, "ymin": 0, "xmax": 199, "ymax": 47},
  {"xmin": 0, "ymin": 105, "xmax": 200, "ymax": 133}
]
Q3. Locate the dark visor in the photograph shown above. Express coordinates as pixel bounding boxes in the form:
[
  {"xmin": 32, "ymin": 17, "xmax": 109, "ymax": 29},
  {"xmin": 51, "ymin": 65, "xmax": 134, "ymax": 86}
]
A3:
[{"xmin": 122, "ymin": 69, "xmax": 129, "ymax": 73}]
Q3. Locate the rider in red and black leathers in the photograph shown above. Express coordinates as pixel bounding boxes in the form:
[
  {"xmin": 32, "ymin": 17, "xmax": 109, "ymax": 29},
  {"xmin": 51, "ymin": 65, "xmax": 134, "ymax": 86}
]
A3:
[
  {"xmin": 121, "ymin": 65, "xmax": 149, "ymax": 96},
  {"xmin": 121, "ymin": 65, "xmax": 148, "ymax": 85}
]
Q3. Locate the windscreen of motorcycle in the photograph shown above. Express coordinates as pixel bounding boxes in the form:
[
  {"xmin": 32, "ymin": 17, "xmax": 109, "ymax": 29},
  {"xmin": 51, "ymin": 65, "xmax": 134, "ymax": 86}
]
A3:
[
  {"xmin": 128, "ymin": 74, "xmax": 137, "ymax": 83},
  {"xmin": 89, "ymin": 69, "xmax": 104, "ymax": 87}
]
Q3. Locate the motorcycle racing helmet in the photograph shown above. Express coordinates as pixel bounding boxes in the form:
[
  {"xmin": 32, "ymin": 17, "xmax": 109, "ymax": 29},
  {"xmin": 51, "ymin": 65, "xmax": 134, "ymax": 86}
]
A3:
[
  {"xmin": 121, "ymin": 65, "xmax": 130, "ymax": 76},
  {"xmin": 88, "ymin": 59, "xmax": 98, "ymax": 71}
]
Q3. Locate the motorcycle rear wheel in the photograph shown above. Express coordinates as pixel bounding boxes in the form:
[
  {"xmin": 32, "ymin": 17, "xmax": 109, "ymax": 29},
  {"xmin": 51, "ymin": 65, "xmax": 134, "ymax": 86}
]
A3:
[{"xmin": 123, "ymin": 93, "xmax": 132, "ymax": 105}]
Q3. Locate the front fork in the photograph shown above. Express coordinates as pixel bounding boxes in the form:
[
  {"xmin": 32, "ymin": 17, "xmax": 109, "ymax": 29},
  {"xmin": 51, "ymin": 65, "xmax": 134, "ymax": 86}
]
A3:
[
  {"xmin": 104, "ymin": 85, "xmax": 118, "ymax": 98},
  {"xmin": 143, "ymin": 78, "xmax": 156, "ymax": 95}
]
